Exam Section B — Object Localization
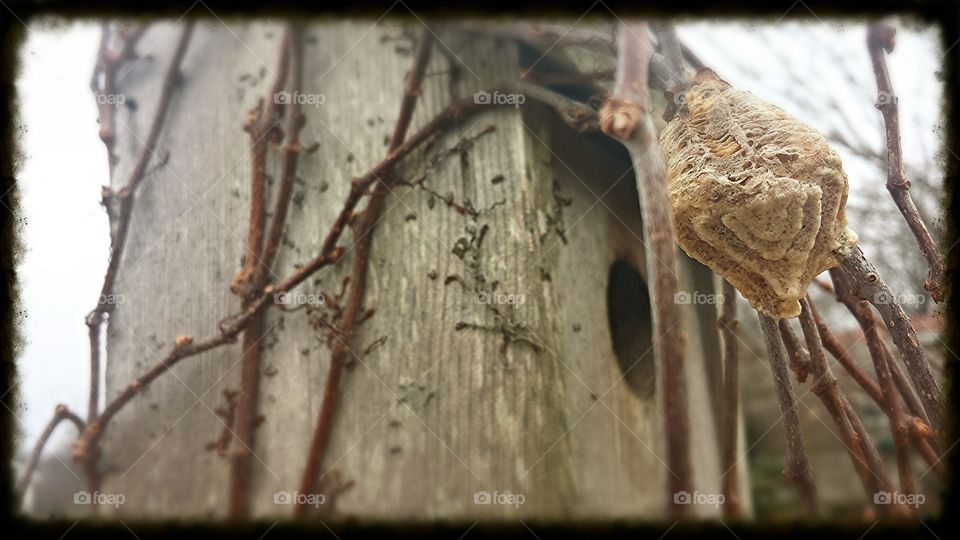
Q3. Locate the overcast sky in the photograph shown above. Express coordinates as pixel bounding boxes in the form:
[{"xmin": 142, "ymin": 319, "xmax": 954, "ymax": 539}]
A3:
[{"xmin": 13, "ymin": 19, "xmax": 944, "ymax": 464}]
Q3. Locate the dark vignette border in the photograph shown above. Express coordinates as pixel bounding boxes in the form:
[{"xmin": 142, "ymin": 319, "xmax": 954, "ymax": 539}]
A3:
[{"xmin": 0, "ymin": 0, "xmax": 956, "ymax": 538}]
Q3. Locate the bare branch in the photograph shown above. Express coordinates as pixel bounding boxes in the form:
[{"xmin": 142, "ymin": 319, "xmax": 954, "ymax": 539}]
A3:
[
  {"xmin": 867, "ymin": 22, "xmax": 945, "ymax": 301},
  {"xmin": 228, "ymin": 23, "xmax": 304, "ymax": 519},
  {"xmin": 601, "ymin": 21, "xmax": 691, "ymax": 517},
  {"xmin": 295, "ymin": 28, "xmax": 434, "ymax": 518},
  {"xmin": 77, "ymin": 22, "xmax": 195, "ymax": 498},
  {"xmin": 757, "ymin": 313, "xmax": 820, "ymax": 515},
  {"xmin": 718, "ymin": 280, "xmax": 741, "ymax": 518},
  {"xmin": 17, "ymin": 405, "xmax": 85, "ymax": 501},
  {"xmin": 777, "ymin": 320, "xmax": 812, "ymax": 383},
  {"xmin": 798, "ymin": 298, "xmax": 897, "ymax": 515},
  {"xmin": 838, "ymin": 246, "xmax": 944, "ymax": 435},
  {"xmin": 827, "ymin": 269, "xmax": 943, "ymax": 476}
]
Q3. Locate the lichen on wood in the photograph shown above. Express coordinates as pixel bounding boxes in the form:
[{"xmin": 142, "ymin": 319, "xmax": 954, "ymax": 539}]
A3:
[{"xmin": 660, "ymin": 69, "xmax": 858, "ymax": 318}]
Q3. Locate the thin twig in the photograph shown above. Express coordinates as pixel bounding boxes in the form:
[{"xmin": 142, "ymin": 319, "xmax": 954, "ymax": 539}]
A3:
[
  {"xmin": 76, "ymin": 22, "xmax": 195, "ymax": 498},
  {"xmin": 17, "ymin": 405, "xmax": 84, "ymax": 501},
  {"xmin": 294, "ymin": 27, "xmax": 434, "ymax": 518},
  {"xmin": 808, "ymin": 298, "xmax": 915, "ymax": 496},
  {"xmin": 227, "ymin": 23, "xmax": 304, "ymax": 520},
  {"xmin": 91, "ymin": 23, "xmax": 148, "ymax": 172},
  {"xmin": 867, "ymin": 22, "xmax": 945, "ymax": 302},
  {"xmin": 838, "ymin": 245, "xmax": 943, "ymax": 435},
  {"xmin": 777, "ymin": 320, "xmax": 813, "ymax": 383},
  {"xmin": 601, "ymin": 22, "xmax": 691, "ymax": 517},
  {"xmin": 718, "ymin": 280, "xmax": 741, "ymax": 518},
  {"xmin": 68, "ymin": 82, "xmax": 521, "ymax": 506},
  {"xmin": 503, "ymin": 80, "xmax": 599, "ymax": 132},
  {"xmin": 232, "ymin": 28, "xmax": 292, "ymax": 299},
  {"xmin": 809, "ymin": 309, "xmax": 883, "ymax": 405},
  {"xmin": 798, "ymin": 298, "xmax": 897, "ymax": 515},
  {"xmin": 828, "ymin": 269, "xmax": 943, "ymax": 476},
  {"xmin": 757, "ymin": 313, "xmax": 820, "ymax": 515}
]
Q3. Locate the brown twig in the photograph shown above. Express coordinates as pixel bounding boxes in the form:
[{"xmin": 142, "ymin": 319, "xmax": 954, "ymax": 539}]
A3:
[
  {"xmin": 503, "ymin": 80, "xmax": 600, "ymax": 132},
  {"xmin": 75, "ymin": 22, "xmax": 195, "ymax": 498},
  {"xmin": 867, "ymin": 22, "xmax": 945, "ymax": 302},
  {"xmin": 757, "ymin": 313, "xmax": 820, "ymax": 515},
  {"xmin": 87, "ymin": 22, "xmax": 151, "ymax": 423},
  {"xmin": 602, "ymin": 22, "xmax": 691, "ymax": 517},
  {"xmin": 810, "ymin": 299, "xmax": 916, "ymax": 497},
  {"xmin": 777, "ymin": 320, "xmax": 813, "ymax": 383},
  {"xmin": 838, "ymin": 245, "xmax": 944, "ymax": 436},
  {"xmin": 91, "ymin": 23, "xmax": 148, "ymax": 172},
  {"xmin": 17, "ymin": 405, "xmax": 85, "ymax": 501},
  {"xmin": 718, "ymin": 280, "xmax": 741, "ymax": 518},
  {"xmin": 294, "ymin": 27, "xmax": 434, "ymax": 518},
  {"xmin": 68, "ymin": 75, "xmax": 514, "ymax": 509},
  {"xmin": 798, "ymin": 298, "xmax": 897, "ymax": 515},
  {"xmin": 828, "ymin": 269, "xmax": 943, "ymax": 476},
  {"xmin": 232, "ymin": 28, "xmax": 292, "ymax": 299},
  {"xmin": 808, "ymin": 308, "xmax": 883, "ymax": 405},
  {"xmin": 227, "ymin": 23, "xmax": 304, "ymax": 520}
]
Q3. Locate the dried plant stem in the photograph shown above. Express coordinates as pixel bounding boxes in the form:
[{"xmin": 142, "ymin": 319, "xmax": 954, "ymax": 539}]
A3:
[
  {"xmin": 797, "ymin": 298, "xmax": 897, "ymax": 514},
  {"xmin": 602, "ymin": 22, "xmax": 691, "ymax": 517},
  {"xmin": 810, "ymin": 313, "xmax": 883, "ymax": 404},
  {"xmin": 757, "ymin": 313, "xmax": 819, "ymax": 514},
  {"xmin": 816, "ymin": 277, "xmax": 931, "ymax": 430},
  {"xmin": 718, "ymin": 280, "xmax": 741, "ymax": 518},
  {"xmin": 88, "ymin": 23, "xmax": 148, "ymax": 425},
  {"xmin": 17, "ymin": 405, "xmax": 85, "ymax": 500},
  {"xmin": 62, "ymin": 67, "xmax": 572, "ymax": 510},
  {"xmin": 813, "ymin": 300, "xmax": 916, "ymax": 497},
  {"xmin": 867, "ymin": 22, "xmax": 945, "ymax": 302},
  {"xmin": 91, "ymin": 23, "xmax": 148, "ymax": 171},
  {"xmin": 294, "ymin": 28, "xmax": 434, "ymax": 518},
  {"xmin": 827, "ymin": 269, "xmax": 943, "ymax": 477},
  {"xmin": 227, "ymin": 24, "xmax": 304, "ymax": 520},
  {"xmin": 838, "ymin": 246, "xmax": 944, "ymax": 435},
  {"xmin": 503, "ymin": 80, "xmax": 599, "ymax": 132},
  {"xmin": 778, "ymin": 321, "xmax": 812, "ymax": 383},
  {"xmin": 74, "ymin": 23, "xmax": 195, "ymax": 498}
]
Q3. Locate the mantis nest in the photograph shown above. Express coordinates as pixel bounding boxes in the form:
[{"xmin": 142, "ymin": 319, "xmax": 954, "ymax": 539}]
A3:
[{"xmin": 660, "ymin": 69, "xmax": 858, "ymax": 318}]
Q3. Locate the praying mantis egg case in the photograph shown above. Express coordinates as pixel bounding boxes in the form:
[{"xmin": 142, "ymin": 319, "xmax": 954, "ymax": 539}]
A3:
[{"xmin": 660, "ymin": 69, "xmax": 858, "ymax": 319}]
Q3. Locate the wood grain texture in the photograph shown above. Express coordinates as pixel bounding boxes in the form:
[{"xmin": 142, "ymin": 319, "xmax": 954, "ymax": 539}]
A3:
[{"xmin": 101, "ymin": 20, "xmax": 724, "ymax": 520}]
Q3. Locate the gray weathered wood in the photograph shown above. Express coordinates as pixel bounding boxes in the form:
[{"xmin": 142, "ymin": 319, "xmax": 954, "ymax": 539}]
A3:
[{"xmin": 100, "ymin": 20, "xmax": 728, "ymax": 520}]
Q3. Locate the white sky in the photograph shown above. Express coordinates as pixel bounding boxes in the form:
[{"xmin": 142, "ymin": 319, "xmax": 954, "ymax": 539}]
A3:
[
  {"xmin": 12, "ymin": 20, "xmax": 944, "ymax": 463},
  {"xmin": 15, "ymin": 23, "xmax": 107, "ymax": 459}
]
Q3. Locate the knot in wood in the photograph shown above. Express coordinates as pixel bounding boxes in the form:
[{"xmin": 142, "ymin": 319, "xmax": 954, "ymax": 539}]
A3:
[{"xmin": 660, "ymin": 69, "xmax": 858, "ymax": 318}]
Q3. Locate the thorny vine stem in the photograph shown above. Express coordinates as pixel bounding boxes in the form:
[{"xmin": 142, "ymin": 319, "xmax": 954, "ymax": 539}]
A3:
[
  {"xmin": 16, "ymin": 405, "xmax": 84, "ymax": 500},
  {"xmin": 757, "ymin": 313, "xmax": 820, "ymax": 515},
  {"xmin": 294, "ymin": 27, "xmax": 434, "ymax": 518},
  {"xmin": 867, "ymin": 22, "xmax": 945, "ymax": 302},
  {"xmin": 718, "ymin": 280, "xmax": 741, "ymax": 518},
  {"xmin": 797, "ymin": 298, "xmax": 898, "ymax": 516},
  {"xmin": 74, "ymin": 22, "xmax": 195, "ymax": 501},
  {"xmin": 603, "ymin": 22, "xmax": 691, "ymax": 517},
  {"xmin": 837, "ymin": 245, "xmax": 944, "ymax": 437}
]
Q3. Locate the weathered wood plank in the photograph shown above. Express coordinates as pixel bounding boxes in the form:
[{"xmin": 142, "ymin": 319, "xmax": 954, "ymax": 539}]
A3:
[{"xmin": 102, "ymin": 19, "xmax": 725, "ymax": 520}]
